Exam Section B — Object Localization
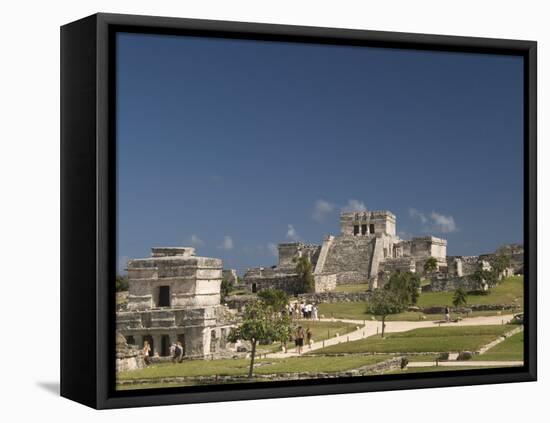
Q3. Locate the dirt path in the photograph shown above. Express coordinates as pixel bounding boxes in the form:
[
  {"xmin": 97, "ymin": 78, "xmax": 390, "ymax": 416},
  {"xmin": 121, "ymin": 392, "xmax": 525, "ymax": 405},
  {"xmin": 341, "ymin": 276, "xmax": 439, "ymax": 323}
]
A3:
[
  {"xmin": 265, "ymin": 314, "xmax": 515, "ymax": 358},
  {"xmin": 407, "ymin": 360, "xmax": 523, "ymax": 367}
]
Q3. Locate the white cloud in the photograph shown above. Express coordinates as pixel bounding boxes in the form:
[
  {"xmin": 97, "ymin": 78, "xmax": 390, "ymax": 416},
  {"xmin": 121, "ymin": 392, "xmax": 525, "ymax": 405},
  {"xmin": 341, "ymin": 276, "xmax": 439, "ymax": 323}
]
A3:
[
  {"xmin": 342, "ymin": 199, "xmax": 367, "ymax": 212},
  {"xmin": 312, "ymin": 199, "xmax": 335, "ymax": 222},
  {"xmin": 430, "ymin": 211, "xmax": 457, "ymax": 233},
  {"xmin": 409, "ymin": 207, "xmax": 457, "ymax": 234},
  {"xmin": 409, "ymin": 208, "xmax": 428, "ymax": 224},
  {"xmin": 286, "ymin": 224, "xmax": 300, "ymax": 241},
  {"xmin": 218, "ymin": 235, "xmax": 234, "ymax": 250},
  {"xmin": 187, "ymin": 234, "xmax": 204, "ymax": 247},
  {"xmin": 267, "ymin": 243, "xmax": 278, "ymax": 257}
]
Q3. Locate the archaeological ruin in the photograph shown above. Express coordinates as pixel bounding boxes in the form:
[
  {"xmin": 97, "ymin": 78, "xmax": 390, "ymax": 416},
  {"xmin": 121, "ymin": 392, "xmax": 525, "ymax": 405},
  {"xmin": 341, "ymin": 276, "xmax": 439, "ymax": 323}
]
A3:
[
  {"xmin": 243, "ymin": 209, "xmax": 522, "ymax": 294},
  {"xmin": 116, "ymin": 247, "xmax": 236, "ymax": 359}
]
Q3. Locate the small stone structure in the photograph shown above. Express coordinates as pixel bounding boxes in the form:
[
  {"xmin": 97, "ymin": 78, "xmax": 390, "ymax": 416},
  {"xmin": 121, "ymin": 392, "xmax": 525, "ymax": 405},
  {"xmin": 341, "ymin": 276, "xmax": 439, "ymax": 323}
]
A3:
[
  {"xmin": 116, "ymin": 247, "xmax": 236, "ymax": 359},
  {"xmin": 222, "ymin": 269, "xmax": 238, "ymax": 285},
  {"xmin": 116, "ymin": 332, "xmax": 145, "ymax": 372}
]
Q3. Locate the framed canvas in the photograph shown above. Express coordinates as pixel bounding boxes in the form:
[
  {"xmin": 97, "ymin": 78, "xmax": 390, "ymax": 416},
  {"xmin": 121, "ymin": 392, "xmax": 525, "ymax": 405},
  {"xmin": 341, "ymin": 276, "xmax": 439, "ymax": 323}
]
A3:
[{"xmin": 60, "ymin": 13, "xmax": 537, "ymax": 409}]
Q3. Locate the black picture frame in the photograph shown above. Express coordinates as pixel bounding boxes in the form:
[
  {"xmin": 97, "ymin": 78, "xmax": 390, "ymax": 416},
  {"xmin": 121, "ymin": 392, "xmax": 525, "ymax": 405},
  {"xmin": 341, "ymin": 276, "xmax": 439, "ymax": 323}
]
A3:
[{"xmin": 60, "ymin": 12, "xmax": 537, "ymax": 409}]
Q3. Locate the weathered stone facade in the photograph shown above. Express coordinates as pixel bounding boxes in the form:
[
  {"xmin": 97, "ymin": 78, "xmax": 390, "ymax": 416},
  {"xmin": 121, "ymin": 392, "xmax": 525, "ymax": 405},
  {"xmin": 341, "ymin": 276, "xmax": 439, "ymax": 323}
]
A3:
[{"xmin": 117, "ymin": 247, "xmax": 236, "ymax": 359}]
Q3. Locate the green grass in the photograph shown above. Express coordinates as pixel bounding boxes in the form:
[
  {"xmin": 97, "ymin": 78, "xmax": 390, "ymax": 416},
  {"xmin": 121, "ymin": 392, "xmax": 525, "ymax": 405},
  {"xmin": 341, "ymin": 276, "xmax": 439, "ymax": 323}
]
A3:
[
  {"xmin": 472, "ymin": 331, "xmax": 524, "ymax": 361},
  {"xmin": 332, "ymin": 283, "xmax": 370, "ymax": 293},
  {"xmin": 318, "ymin": 302, "xmax": 437, "ymax": 321},
  {"xmin": 318, "ymin": 276, "xmax": 523, "ymax": 321},
  {"xmin": 313, "ymin": 325, "xmax": 511, "ymax": 355},
  {"xmin": 117, "ymin": 354, "xmax": 390, "ymax": 381},
  {"xmin": 419, "ymin": 276, "xmax": 523, "ymax": 308},
  {"xmin": 256, "ymin": 320, "xmax": 358, "ymax": 354}
]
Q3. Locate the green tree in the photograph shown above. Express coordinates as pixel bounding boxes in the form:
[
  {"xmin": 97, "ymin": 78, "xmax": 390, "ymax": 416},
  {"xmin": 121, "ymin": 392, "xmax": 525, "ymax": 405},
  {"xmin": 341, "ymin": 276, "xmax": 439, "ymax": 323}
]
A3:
[
  {"xmin": 115, "ymin": 274, "xmax": 129, "ymax": 292},
  {"xmin": 471, "ymin": 269, "xmax": 497, "ymax": 291},
  {"xmin": 227, "ymin": 300, "xmax": 292, "ymax": 378},
  {"xmin": 367, "ymin": 289, "xmax": 404, "ymax": 338},
  {"xmin": 385, "ymin": 271, "xmax": 421, "ymax": 305},
  {"xmin": 452, "ymin": 287, "xmax": 468, "ymax": 308},
  {"xmin": 295, "ymin": 255, "xmax": 315, "ymax": 294},
  {"xmin": 258, "ymin": 289, "xmax": 289, "ymax": 312},
  {"xmin": 490, "ymin": 254, "xmax": 511, "ymax": 280},
  {"xmin": 423, "ymin": 257, "xmax": 438, "ymax": 274},
  {"xmin": 220, "ymin": 277, "xmax": 233, "ymax": 302}
]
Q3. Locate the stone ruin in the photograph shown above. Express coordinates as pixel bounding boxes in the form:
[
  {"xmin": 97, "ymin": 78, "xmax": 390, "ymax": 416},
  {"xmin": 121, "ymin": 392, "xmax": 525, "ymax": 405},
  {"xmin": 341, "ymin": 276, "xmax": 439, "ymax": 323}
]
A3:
[
  {"xmin": 116, "ymin": 247, "xmax": 236, "ymax": 359},
  {"xmin": 116, "ymin": 331, "xmax": 145, "ymax": 372},
  {"xmin": 243, "ymin": 207, "xmax": 523, "ymax": 294},
  {"xmin": 243, "ymin": 209, "xmax": 448, "ymax": 293}
]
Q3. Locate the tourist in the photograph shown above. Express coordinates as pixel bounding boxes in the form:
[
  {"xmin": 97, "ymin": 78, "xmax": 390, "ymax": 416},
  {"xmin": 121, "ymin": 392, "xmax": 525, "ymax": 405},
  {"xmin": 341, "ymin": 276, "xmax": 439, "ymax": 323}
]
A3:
[
  {"xmin": 312, "ymin": 304, "xmax": 318, "ymax": 320},
  {"xmin": 306, "ymin": 327, "xmax": 312, "ymax": 349},
  {"xmin": 142, "ymin": 340, "xmax": 151, "ymax": 365},
  {"xmin": 169, "ymin": 343, "xmax": 176, "ymax": 362},
  {"xmin": 300, "ymin": 302, "xmax": 306, "ymax": 319},
  {"xmin": 445, "ymin": 306, "xmax": 451, "ymax": 322},
  {"xmin": 175, "ymin": 341, "xmax": 184, "ymax": 363},
  {"xmin": 295, "ymin": 326, "xmax": 305, "ymax": 354}
]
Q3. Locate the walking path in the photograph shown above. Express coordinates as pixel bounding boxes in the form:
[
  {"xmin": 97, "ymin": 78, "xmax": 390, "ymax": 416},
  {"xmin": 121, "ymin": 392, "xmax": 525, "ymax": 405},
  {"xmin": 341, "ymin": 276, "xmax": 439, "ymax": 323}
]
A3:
[
  {"xmin": 265, "ymin": 314, "xmax": 514, "ymax": 358},
  {"xmin": 408, "ymin": 360, "xmax": 523, "ymax": 367}
]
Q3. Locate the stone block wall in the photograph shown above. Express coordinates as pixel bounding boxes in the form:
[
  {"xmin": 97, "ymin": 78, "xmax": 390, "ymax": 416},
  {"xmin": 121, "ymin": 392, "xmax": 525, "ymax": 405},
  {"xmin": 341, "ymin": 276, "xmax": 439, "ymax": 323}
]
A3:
[
  {"xmin": 423, "ymin": 276, "xmax": 480, "ymax": 292},
  {"xmin": 243, "ymin": 267, "xmax": 303, "ymax": 294},
  {"xmin": 322, "ymin": 236, "xmax": 374, "ymax": 283},
  {"xmin": 127, "ymin": 249, "xmax": 222, "ymax": 311},
  {"xmin": 314, "ymin": 273, "xmax": 337, "ymax": 292}
]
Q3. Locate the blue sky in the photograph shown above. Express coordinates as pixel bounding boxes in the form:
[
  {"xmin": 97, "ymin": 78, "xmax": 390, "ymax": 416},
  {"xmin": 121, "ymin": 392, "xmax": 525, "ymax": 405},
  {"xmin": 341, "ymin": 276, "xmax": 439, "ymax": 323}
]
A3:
[{"xmin": 116, "ymin": 32, "xmax": 524, "ymax": 275}]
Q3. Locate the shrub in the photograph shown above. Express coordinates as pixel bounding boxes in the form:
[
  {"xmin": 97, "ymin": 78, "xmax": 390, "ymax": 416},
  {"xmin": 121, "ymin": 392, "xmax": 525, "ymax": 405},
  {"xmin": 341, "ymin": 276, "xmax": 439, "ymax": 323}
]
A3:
[
  {"xmin": 438, "ymin": 352, "xmax": 449, "ymax": 361},
  {"xmin": 400, "ymin": 357, "xmax": 409, "ymax": 369},
  {"xmin": 457, "ymin": 351, "xmax": 473, "ymax": 361}
]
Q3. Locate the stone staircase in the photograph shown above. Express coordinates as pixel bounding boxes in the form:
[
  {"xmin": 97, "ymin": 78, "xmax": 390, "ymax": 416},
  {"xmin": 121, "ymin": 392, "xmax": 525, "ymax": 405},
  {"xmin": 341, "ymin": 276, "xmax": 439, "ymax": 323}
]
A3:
[
  {"xmin": 314, "ymin": 235, "xmax": 335, "ymax": 275},
  {"xmin": 369, "ymin": 237, "xmax": 384, "ymax": 281}
]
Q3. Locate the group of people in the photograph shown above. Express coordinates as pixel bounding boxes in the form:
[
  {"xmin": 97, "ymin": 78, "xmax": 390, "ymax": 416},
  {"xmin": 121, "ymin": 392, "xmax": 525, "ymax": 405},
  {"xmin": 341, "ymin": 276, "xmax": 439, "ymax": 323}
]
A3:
[
  {"xmin": 141, "ymin": 340, "xmax": 184, "ymax": 365},
  {"xmin": 287, "ymin": 301, "xmax": 319, "ymax": 320},
  {"xmin": 292, "ymin": 325, "xmax": 313, "ymax": 354}
]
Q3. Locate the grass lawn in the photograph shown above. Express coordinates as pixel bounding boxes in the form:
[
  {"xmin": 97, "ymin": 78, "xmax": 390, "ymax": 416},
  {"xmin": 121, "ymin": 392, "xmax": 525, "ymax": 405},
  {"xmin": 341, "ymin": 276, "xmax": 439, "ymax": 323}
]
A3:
[
  {"xmin": 419, "ymin": 276, "xmax": 523, "ymax": 308},
  {"xmin": 117, "ymin": 354, "xmax": 390, "ymax": 381},
  {"xmin": 332, "ymin": 283, "xmax": 370, "ymax": 293},
  {"xmin": 256, "ymin": 320, "xmax": 358, "ymax": 354},
  {"xmin": 318, "ymin": 302, "xmax": 438, "ymax": 321},
  {"xmin": 313, "ymin": 325, "xmax": 511, "ymax": 355},
  {"xmin": 318, "ymin": 276, "xmax": 523, "ymax": 321},
  {"xmin": 472, "ymin": 331, "xmax": 524, "ymax": 361}
]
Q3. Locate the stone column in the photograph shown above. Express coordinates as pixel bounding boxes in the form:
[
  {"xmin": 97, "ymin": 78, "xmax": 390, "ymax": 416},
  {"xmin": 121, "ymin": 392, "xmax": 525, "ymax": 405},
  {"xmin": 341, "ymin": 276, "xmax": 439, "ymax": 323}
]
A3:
[
  {"xmin": 152, "ymin": 334, "xmax": 161, "ymax": 357},
  {"xmin": 169, "ymin": 332, "xmax": 178, "ymax": 345}
]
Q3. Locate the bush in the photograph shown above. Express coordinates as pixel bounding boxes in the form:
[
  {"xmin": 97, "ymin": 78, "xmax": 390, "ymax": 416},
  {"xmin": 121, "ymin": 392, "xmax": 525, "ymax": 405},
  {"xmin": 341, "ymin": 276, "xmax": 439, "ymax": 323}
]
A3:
[
  {"xmin": 457, "ymin": 351, "xmax": 473, "ymax": 361},
  {"xmin": 437, "ymin": 352, "xmax": 449, "ymax": 361},
  {"xmin": 116, "ymin": 275, "xmax": 129, "ymax": 292},
  {"xmin": 400, "ymin": 357, "xmax": 409, "ymax": 369}
]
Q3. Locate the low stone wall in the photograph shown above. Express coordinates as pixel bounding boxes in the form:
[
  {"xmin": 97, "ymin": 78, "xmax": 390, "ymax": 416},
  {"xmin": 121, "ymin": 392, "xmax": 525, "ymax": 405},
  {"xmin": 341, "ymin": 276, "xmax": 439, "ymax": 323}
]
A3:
[
  {"xmin": 422, "ymin": 303, "xmax": 521, "ymax": 314},
  {"xmin": 423, "ymin": 276, "xmax": 479, "ymax": 292},
  {"xmin": 297, "ymin": 291, "xmax": 371, "ymax": 304},
  {"xmin": 224, "ymin": 294, "xmax": 257, "ymax": 311},
  {"xmin": 117, "ymin": 356, "xmax": 403, "ymax": 387}
]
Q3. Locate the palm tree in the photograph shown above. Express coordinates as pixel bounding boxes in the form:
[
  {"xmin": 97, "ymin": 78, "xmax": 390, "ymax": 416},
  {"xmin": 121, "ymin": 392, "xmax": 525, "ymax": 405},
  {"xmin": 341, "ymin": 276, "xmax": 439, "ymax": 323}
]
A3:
[
  {"xmin": 452, "ymin": 288, "xmax": 468, "ymax": 308},
  {"xmin": 423, "ymin": 257, "xmax": 438, "ymax": 274},
  {"xmin": 295, "ymin": 256, "xmax": 315, "ymax": 293}
]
